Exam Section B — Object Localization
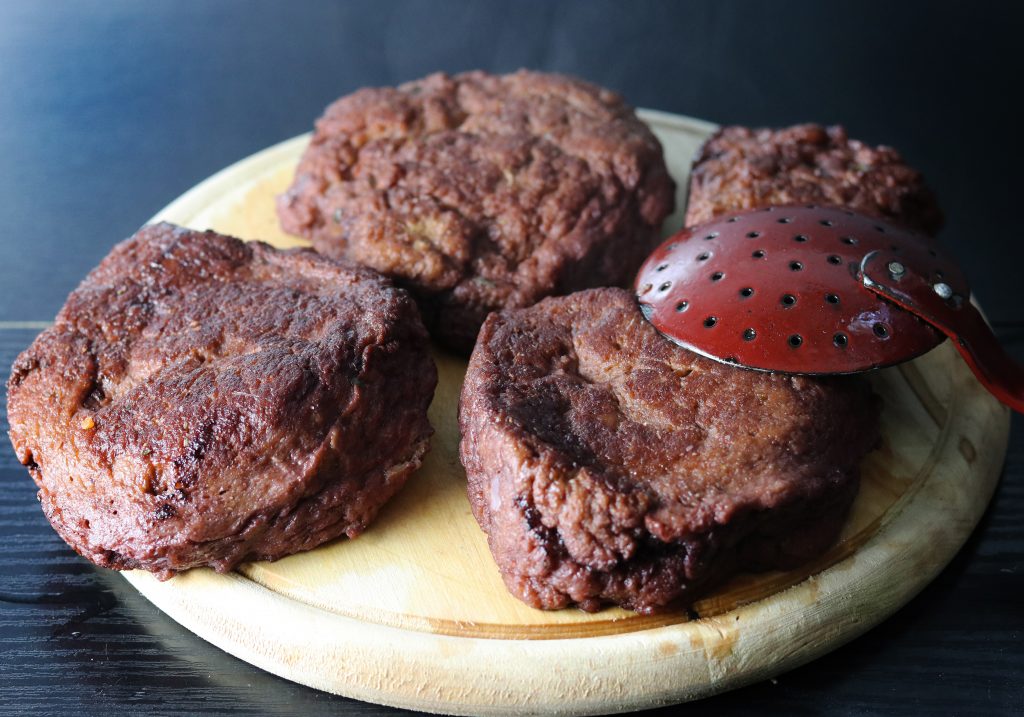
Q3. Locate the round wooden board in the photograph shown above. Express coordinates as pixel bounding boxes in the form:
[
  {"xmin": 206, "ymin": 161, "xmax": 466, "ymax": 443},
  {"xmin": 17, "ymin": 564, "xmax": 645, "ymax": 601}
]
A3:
[{"xmin": 124, "ymin": 111, "xmax": 1010, "ymax": 716}]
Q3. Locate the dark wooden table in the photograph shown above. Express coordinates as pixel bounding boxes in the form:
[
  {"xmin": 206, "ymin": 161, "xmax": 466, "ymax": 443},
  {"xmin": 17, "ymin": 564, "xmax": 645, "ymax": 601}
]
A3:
[{"xmin": 1, "ymin": 2, "xmax": 1021, "ymax": 714}]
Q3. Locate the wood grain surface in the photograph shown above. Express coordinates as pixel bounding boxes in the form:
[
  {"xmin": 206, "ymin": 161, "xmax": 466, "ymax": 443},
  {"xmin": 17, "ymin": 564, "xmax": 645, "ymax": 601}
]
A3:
[{"xmin": 97, "ymin": 112, "xmax": 1012, "ymax": 715}]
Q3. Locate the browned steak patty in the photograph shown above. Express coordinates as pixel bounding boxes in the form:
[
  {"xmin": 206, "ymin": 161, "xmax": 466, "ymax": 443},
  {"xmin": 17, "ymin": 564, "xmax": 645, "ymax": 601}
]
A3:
[
  {"xmin": 459, "ymin": 288, "xmax": 879, "ymax": 613},
  {"xmin": 6, "ymin": 223, "xmax": 436, "ymax": 579},
  {"xmin": 686, "ymin": 124, "xmax": 943, "ymax": 235},
  {"xmin": 277, "ymin": 70, "xmax": 675, "ymax": 353}
]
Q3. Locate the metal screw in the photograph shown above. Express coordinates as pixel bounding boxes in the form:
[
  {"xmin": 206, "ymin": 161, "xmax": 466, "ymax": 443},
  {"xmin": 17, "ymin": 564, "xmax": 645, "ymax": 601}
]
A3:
[
  {"xmin": 933, "ymin": 282, "xmax": 953, "ymax": 299},
  {"xmin": 888, "ymin": 261, "xmax": 906, "ymax": 278}
]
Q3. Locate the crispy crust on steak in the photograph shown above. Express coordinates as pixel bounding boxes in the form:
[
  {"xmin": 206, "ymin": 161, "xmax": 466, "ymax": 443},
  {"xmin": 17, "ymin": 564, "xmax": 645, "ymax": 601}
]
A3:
[
  {"xmin": 278, "ymin": 70, "xmax": 675, "ymax": 352},
  {"xmin": 6, "ymin": 223, "xmax": 436, "ymax": 578},
  {"xmin": 459, "ymin": 288, "xmax": 879, "ymax": 612},
  {"xmin": 686, "ymin": 124, "xmax": 943, "ymax": 235}
]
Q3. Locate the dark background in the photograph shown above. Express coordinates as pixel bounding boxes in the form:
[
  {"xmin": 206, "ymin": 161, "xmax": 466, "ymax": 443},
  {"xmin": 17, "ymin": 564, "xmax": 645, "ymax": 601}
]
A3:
[{"xmin": 1, "ymin": 1, "xmax": 1021, "ymax": 715}]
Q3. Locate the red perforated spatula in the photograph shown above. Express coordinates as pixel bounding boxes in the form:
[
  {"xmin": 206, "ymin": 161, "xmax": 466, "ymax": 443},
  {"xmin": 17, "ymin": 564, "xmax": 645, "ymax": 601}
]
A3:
[{"xmin": 635, "ymin": 205, "xmax": 1023, "ymax": 413}]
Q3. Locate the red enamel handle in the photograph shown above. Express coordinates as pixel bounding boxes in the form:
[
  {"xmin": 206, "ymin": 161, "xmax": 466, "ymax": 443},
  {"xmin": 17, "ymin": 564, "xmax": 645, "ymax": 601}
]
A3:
[{"xmin": 861, "ymin": 251, "xmax": 1023, "ymax": 414}]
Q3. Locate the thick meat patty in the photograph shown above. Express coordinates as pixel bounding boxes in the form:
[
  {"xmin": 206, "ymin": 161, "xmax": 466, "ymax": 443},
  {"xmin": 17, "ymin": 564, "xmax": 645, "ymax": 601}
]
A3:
[
  {"xmin": 6, "ymin": 223, "xmax": 436, "ymax": 579},
  {"xmin": 278, "ymin": 70, "xmax": 675, "ymax": 353},
  {"xmin": 459, "ymin": 288, "xmax": 879, "ymax": 613},
  {"xmin": 686, "ymin": 124, "xmax": 943, "ymax": 235}
]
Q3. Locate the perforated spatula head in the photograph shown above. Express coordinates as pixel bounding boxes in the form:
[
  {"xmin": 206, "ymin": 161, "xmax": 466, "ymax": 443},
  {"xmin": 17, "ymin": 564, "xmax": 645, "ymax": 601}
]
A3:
[{"xmin": 635, "ymin": 205, "xmax": 1024, "ymax": 413}]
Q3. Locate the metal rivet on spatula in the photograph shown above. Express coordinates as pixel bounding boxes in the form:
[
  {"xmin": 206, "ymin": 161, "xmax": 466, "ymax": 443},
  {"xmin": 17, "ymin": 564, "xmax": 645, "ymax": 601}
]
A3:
[
  {"xmin": 933, "ymin": 282, "xmax": 953, "ymax": 299},
  {"xmin": 888, "ymin": 261, "xmax": 906, "ymax": 278}
]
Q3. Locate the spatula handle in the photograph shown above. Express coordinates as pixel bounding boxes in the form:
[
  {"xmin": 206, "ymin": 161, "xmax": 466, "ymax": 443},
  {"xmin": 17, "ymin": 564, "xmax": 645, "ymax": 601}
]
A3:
[{"xmin": 861, "ymin": 250, "xmax": 1023, "ymax": 413}]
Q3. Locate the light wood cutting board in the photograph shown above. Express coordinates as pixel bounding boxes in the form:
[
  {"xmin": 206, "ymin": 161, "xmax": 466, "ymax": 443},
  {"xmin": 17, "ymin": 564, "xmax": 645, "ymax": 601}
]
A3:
[{"xmin": 123, "ymin": 111, "xmax": 1010, "ymax": 715}]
